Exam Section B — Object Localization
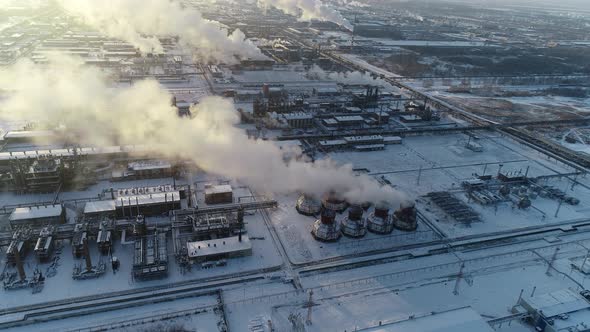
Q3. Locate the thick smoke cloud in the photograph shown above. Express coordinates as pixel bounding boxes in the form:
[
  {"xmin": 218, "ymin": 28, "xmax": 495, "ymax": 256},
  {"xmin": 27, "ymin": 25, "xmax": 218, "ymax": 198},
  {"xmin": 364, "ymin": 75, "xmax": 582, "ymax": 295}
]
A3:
[
  {"xmin": 58, "ymin": 0, "xmax": 265, "ymax": 63},
  {"xmin": 0, "ymin": 57, "xmax": 405, "ymax": 206},
  {"xmin": 257, "ymin": 0, "xmax": 353, "ymax": 30}
]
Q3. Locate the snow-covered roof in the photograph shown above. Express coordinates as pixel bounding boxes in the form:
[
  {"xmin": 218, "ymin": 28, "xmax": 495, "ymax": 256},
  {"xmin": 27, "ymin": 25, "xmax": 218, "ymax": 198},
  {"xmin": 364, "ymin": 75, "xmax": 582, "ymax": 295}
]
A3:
[
  {"xmin": 0, "ymin": 145, "xmax": 150, "ymax": 162},
  {"xmin": 10, "ymin": 204, "xmax": 63, "ymax": 221},
  {"xmin": 187, "ymin": 235, "xmax": 251, "ymax": 258},
  {"xmin": 344, "ymin": 135, "xmax": 383, "ymax": 143},
  {"xmin": 367, "ymin": 307, "xmax": 494, "ymax": 332},
  {"xmin": 523, "ymin": 289, "xmax": 590, "ymax": 318},
  {"xmin": 334, "ymin": 115, "xmax": 364, "ymax": 122},
  {"xmin": 283, "ymin": 113, "xmax": 313, "ymax": 120},
  {"xmin": 84, "ymin": 200, "xmax": 116, "ymax": 214},
  {"xmin": 205, "ymin": 185, "xmax": 233, "ymax": 195},
  {"xmin": 384, "ymin": 136, "xmax": 402, "ymax": 142},
  {"xmin": 128, "ymin": 160, "xmax": 171, "ymax": 171},
  {"xmin": 319, "ymin": 139, "xmax": 347, "ymax": 146},
  {"xmin": 116, "ymin": 191, "xmax": 180, "ymax": 207},
  {"xmin": 4, "ymin": 130, "xmax": 56, "ymax": 139}
]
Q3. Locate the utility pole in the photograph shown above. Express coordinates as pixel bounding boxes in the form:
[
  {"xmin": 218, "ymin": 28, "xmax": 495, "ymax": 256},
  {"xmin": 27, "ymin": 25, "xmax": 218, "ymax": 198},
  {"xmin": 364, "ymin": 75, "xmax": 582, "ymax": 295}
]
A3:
[
  {"xmin": 306, "ymin": 290, "xmax": 314, "ymax": 325},
  {"xmin": 546, "ymin": 247, "xmax": 560, "ymax": 276},
  {"xmin": 453, "ymin": 263, "xmax": 465, "ymax": 295}
]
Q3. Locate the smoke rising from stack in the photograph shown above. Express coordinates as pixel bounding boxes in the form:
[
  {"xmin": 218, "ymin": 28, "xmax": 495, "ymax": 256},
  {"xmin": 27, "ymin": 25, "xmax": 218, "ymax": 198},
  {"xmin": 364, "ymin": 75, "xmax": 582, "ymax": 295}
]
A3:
[
  {"xmin": 58, "ymin": 0, "xmax": 265, "ymax": 63},
  {"xmin": 307, "ymin": 65, "xmax": 394, "ymax": 89},
  {"xmin": 0, "ymin": 57, "xmax": 406, "ymax": 206},
  {"xmin": 256, "ymin": 0, "xmax": 353, "ymax": 30}
]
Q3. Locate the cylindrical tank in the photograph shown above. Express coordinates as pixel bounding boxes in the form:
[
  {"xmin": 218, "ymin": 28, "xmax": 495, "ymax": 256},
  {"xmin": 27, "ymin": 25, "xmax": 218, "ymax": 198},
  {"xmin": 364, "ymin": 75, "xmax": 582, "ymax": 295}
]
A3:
[
  {"xmin": 374, "ymin": 205, "xmax": 389, "ymax": 219},
  {"xmin": 341, "ymin": 205, "xmax": 366, "ymax": 238},
  {"xmin": 311, "ymin": 208, "xmax": 341, "ymax": 241},
  {"xmin": 348, "ymin": 205, "xmax": 363, "ymax": 221},
  {"xmin": 367, "ymin": 203, "xmax": 394, "ymax": 234},
  {"xmin": 320, "ymin": 208, "xmax": 336, "ymax": 224},
  {"xmin": 393, "ymin": 202, "xmax": 418, "ymax": 231},
  {"xmin": 296, "ymin": 194, "xmax": 322, "ymax": 216},
  {"xmin": 322, "ymin": 192, "xmax": 348, "ymax": 212}
]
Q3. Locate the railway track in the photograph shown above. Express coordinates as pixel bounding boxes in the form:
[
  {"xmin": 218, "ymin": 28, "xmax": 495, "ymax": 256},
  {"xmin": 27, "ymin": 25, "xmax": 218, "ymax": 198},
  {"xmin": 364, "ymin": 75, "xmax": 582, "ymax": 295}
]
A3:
[{"xmin": 0, "ymin": 267, "xmax": 278, "ymax": 329}]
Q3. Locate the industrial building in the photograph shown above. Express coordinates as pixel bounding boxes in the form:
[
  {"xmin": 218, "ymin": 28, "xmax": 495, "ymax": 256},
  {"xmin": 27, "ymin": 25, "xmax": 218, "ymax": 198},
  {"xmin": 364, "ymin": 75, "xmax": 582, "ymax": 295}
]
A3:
[
  {"xmin": 83, "ymin": 200, "xmax": 116, "ymax": 221},
  {"xmin": 282, "ymin": 112, "xmax": 314, "ymax": 128},
  {"xmin": 133, "ymin": 231, "xmax": 168, "ymax": 280},
  {"xmin": 123, "ymin": 160, "xmax": 173, "ymax": 179},
  {"xmin": 9, "ymin": 204, "xmax": 65, "ymax": 228},
  {"xmin": 186, "ymin": 234, "xmax": 252, "ymax": 263},
  {"xmin": 204, "ymin": 185, "xmax": 233, "ymax": 205},
  {"xmin": 516, "ymin": 289, "xmax": 590, "ymax": 332}
]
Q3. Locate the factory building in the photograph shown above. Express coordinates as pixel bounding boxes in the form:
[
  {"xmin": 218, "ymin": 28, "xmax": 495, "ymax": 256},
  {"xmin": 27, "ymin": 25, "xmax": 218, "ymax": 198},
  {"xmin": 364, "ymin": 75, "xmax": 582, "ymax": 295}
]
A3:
[
  {"xmin": 186, "ymin": 234, "xmax": 252, "ymax": 263},
  {"xmin": 125, "ymin": 160, "xmax": 173, "ymax": 179},
  {"xmin": 204, "ymin": 185, "xmax": 233, "ymax": 205},
  {"xmin": 12, "ymin": 157, "xmax": 62, "ymax": 193},
  {"xmin": 319, "ymin": 135, "xmax": 401, "ymax": 151},
  {"xmin": 515, "ymin": 289, "xmax": 590, "ymax": 332},
  {"xmin": 9, "ymin": 204, "xmax": 65, "ymax": 228},
  {"xmin": 84, "ymin": 200, "xmax": 116, "ymax": 221},
  {"xmin": 333, "ymin": 115, "xmax": 365, "ymax": 127},
  {"xmin": 2, "ymin": 130, "xmax": 57, "ymax": 144},
  {"xmin": 282, "ymin": 113, "xmax": 314, "ymax": 128},
  {"xmin": 132, "ymin": 231, "xmax": 168, "ymax": 280},
  {"xmin": 115, "ymin": 191, "xmax": 181, "ymax": 218}
]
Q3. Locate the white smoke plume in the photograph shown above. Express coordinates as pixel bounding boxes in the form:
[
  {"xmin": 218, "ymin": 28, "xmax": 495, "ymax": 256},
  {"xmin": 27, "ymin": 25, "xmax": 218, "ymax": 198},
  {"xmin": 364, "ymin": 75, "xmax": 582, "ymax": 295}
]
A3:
[
  {"xmin": 0, "ymin": 57, "xmax": 406, "ymax": 206},
  {"xmin": 58, "ymin": 0, "xmax": 265, "ymax": 63},
  {"xmin": 307, "ymin": 65, "xmax": 393, "ymax": 89},
  {"xmin": 257, "ymin": 0, "xmax": 353, "ymax": 30}
]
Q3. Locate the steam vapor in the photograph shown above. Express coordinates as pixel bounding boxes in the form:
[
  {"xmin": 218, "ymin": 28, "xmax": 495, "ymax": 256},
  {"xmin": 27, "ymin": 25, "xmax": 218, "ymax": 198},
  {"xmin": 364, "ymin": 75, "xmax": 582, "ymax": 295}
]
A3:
[
  {"xmin": 0, "ymin": 57, "xmax": 405, "ymax": 206},
  {"xmin": 257, "ymin": 0, "xmax": 353, "ymax": 30},
  {"xmin": 58, "ymin": 0, "xmax": 265, "ymax": 63},
  {"xmin": 307, "ymin": 65, "xmax": 394, "ymax": 89}
]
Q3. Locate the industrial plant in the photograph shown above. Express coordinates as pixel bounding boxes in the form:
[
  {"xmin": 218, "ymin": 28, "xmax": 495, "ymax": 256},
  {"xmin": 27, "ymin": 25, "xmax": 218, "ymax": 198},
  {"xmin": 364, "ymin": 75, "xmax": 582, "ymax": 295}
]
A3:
[{"xmin": 0, "ymin": 0, "xmax": 590, "ymax": 331}]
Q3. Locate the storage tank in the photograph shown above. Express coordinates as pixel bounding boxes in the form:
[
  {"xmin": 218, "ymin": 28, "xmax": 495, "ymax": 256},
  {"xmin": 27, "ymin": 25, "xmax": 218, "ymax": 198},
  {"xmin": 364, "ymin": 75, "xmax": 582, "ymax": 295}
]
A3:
[
  {"xmin": 367, "ymin": 203, "xmax": 394, "ymax": 234},
  {"xmin": 322, "ymin": 192, "xmax": 348, "ymax": 213},
  {"xmin": 296, "ymin": 194, "xmax": 322, "ymax": 216},
  {"xmin": 311, "ymin": 208, "xmax": 341, "ymax": 241},
  {"xmin": 340, "ymin": 205, "xmax": 367, "ymax": 238},
  {"xmin": 393, "ymin": 202, "xmax": 418, "ymax": 231}
]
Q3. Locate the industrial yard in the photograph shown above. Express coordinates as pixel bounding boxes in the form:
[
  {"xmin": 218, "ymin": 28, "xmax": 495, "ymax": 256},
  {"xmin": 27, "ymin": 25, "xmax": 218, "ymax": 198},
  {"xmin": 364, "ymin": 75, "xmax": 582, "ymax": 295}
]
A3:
[{"xmin": 0, "ymin": 0, "xmax": 590, "ymax": 331}]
